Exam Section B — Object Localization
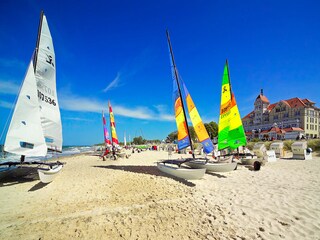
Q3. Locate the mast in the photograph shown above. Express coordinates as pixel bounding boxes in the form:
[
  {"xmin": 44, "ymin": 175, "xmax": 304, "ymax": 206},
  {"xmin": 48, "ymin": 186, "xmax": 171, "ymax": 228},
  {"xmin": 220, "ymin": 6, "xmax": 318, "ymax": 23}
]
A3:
[
  {"xmin": 226, "ymin": 59, "xmax": 235, "ymax": 155},
  {"xmin": 108, "ymin": 101, "xmax": 113, "ymax": 146},
  {"xmin": 33, "ymin": 10, "xmax": 44, "ymax": 72},
  {"xmin": 20, "ymin": 10, "xmax": 44, "ymax": 163},
  {"xmin": 226, "ymin": 59, "xmax": 234, "ymax": 96},
  {"xmin": 166, "ymin": 30, "xmax": 195, "ymax": 158},
  {"xmin": 102, "ymin": 110, "xmax": 106, "ymax": 148}
]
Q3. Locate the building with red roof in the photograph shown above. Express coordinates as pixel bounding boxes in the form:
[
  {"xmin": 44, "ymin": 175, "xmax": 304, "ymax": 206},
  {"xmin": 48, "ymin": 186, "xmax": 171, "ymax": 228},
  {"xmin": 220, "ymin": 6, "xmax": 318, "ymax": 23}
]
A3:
[{"xmin": 242, "ymin": 89, "xmax": 319, "ymax": 140}]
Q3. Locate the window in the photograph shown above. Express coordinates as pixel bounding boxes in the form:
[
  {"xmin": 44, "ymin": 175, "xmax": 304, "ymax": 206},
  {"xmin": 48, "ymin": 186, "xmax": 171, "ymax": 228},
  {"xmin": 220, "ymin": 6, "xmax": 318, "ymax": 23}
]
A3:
[
  {"xmin": 306, "ymin": 124, "xmax": 309, "ymax": 130},
  {"xmin": 310, "ymin": 110, "xmax": 315, "ymax": 117},
  {"xmin": 274, "ymin": 115, "xmax": 278, "ymax": 120}
]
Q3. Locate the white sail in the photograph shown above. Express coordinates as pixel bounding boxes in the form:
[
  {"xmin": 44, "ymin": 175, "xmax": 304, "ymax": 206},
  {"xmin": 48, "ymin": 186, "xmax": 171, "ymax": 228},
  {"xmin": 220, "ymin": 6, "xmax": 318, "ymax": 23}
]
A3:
[
  {"xmin": 124, "ymin": 132, "xmax": 127, "ymax": 146},
  {"xmin": 4, "ymin": 60, "xmax": 48, "ymax": 156},
  {"xmin": 35, "ymin": 14, "xmax": 63, "ymax": 152}
]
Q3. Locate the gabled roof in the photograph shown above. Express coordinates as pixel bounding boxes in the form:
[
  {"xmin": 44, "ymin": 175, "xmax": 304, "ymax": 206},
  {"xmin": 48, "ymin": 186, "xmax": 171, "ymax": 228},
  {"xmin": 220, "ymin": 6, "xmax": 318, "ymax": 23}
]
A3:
[
  {"xmin": 302, "ymin": 98, "xmax": 315, "ymax": 104},
  {"xmin": 267, "ymin": 103, "xmax": 277, "ymax": 111},
  {"xmin": 280, "ymin": 100, "xmax": 291, "ymax": 107},
  {"xmin": 269, "ymin": 127, "xmax": 286, "ymax": 134},
  {"xmin": 283, "ymin": 127, "xmax": 304, "ymax": 132},
  {"xmin": 284, "ymin": 97, "xmax": 306, "ymax": 108},
  {"xmin": 243, "ymin": 110, "xmax": 254, "ymax": 120},
  {"xmin": 256, "ymin": 94, "xmax": 270, "ymax": 103}
]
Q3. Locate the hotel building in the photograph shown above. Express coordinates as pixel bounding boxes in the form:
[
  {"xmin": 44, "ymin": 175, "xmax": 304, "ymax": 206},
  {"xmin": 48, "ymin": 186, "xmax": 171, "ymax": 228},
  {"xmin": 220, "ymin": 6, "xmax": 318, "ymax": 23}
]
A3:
[{"xmin": 242, "ymin": 90, "xmax": 320, "ymax": 140}]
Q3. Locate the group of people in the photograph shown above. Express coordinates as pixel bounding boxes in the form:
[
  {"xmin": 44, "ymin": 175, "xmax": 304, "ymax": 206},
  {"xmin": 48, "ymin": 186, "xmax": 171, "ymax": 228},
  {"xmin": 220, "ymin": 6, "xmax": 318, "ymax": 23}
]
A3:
[{"xmin": 100, "ymin": 144, "xmax": 118, "ymax": 161}]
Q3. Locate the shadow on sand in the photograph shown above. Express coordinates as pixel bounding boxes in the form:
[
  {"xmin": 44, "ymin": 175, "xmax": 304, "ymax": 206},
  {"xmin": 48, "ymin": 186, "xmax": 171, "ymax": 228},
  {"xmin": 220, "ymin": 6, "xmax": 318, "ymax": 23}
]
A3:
[
  {"xmin": 93, "ymin": 165, "xmax": 196, "ymax": 187},
  {"xmin": 28, "ymin": 182, "xmax": 49, "ymax": 191},
  {"xmin": 0, "ymin": 176, "xmax": 36, "ymax": 187},
  {"xmin": 0, "ymin": 167, "xmax": 47, "ymax": 191},
  {"xmin": 205, "ymin": 172, "xmax": 228, "ymax": 178}
]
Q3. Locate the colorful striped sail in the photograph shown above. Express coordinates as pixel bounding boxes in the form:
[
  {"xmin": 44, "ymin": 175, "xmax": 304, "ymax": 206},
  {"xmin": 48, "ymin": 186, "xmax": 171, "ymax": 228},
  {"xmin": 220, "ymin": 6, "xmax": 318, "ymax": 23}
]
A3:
[
  {"xmin": 218, "ymin": 60, "xmax": 246, "ymax": 150},
  {"xmin": 228, "ymin": 92, "xmax": 247, "ymax": 149},
  {"xmin": 181, "ymin": 79, "xmax": 214, "ymax": 154},
  {"xmin": 108, "ymin": 101, "xmax": 119, "ymax": 145},
  {"xmin": 173, "ymin": 78, "xmax": 190, "ymax": 150},
  {"xmin": 102, "ymin": 110, "xmax": 111, "ymax": 146}
]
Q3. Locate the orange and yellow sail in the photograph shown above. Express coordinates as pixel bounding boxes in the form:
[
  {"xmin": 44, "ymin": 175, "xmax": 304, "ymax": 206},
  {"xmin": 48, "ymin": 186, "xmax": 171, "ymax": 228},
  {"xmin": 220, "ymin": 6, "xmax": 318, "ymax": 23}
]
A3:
[
  {"xmin": 218, "ymin": 60, "xmax": 246, "ymax": 150},
  {"xmin": 173, "ymin": 78, "xmax": 190, "ymax": 150},
  {"xmin": 181, "ymin": 79, "xmax": 214, "ymax": 154},
  {"xmin": 108, "ymin": 101, "xmax": 119, "ymax": 145}
]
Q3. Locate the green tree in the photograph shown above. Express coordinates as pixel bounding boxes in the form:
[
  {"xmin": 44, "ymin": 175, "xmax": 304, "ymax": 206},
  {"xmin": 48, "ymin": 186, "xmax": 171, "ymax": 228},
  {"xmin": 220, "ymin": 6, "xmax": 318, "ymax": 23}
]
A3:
[
  {"xmin": 132, "ymin": 136, "xmax": 146, "ymax": 145},
  {"xmin": 166, "ymin": 126, "xmax": 197, "ymax": 142},
  {"xmin": 204, "ymin": 121, "xmax": 218, "ymax": 139},
  {"xmin": 188, "ymin": 126, "xmax": 196, "ymax": 142},
  {"xmin": 167, "ymin": 131, "xmax": 178, "ymax": 142}
]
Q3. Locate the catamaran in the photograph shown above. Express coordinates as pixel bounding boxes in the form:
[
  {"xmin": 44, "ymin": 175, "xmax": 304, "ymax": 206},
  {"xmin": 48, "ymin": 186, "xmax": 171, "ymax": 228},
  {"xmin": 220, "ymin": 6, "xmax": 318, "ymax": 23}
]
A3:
[
  {"xmin": 185, "ymin": 60, "xmax": 245, "ymax": 172},
  {"xmin": 157, "ymin": 30, "xmax": 211, "ymax": 180},
  {"xmin": 108, "ymin": 101, "xmax": 127, "ymax": 159},
  {"xmin": 99, "ymin": 110, "xmax": 112, "ymax": 160},
  {"xmin": 216, "ymin": 60, "xmax": 247, "ymax": 171},
  {"xmin": 0, "ymin": 11, "xmax": 63, "ymax": 183}
]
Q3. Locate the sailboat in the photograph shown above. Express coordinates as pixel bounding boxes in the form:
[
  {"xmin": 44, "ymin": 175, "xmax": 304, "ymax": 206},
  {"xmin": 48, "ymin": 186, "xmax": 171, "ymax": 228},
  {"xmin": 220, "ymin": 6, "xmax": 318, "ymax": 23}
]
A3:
[
  {"xmin": 156, "ymin": 30, "xmax": 208, "ymax": 180},
  {"xmin": 0, "ymin": 11, "xmax": 63, "ymax": 183},
  {"xmin": 214, "ymin": 60, "xmax": 246, "ymax": 169},
  {"xmin": 99, "ymin": 110, "xmax": 112, "ymax": 160},
  {"xmin": 185, "ymin": 60, "xmax": 244, "ymax": 172},
  {"xmin": 108, "ymin": 101, "xmax": 127, "ymax": 159}
]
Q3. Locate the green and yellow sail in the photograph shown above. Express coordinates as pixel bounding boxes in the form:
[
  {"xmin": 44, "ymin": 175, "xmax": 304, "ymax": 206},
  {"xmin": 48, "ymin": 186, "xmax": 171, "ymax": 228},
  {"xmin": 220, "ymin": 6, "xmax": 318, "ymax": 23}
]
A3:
[{"xmin": 218, "ymin": 60, "xmax": 246, "ymax": 150}]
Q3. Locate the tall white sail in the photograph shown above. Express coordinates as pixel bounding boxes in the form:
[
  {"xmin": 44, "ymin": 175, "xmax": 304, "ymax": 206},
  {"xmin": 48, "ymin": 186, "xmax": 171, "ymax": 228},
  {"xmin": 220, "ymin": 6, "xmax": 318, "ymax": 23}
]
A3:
[
  {"xmin": 4, "ymin": 60, "xmax": 48, "ymax": 156},
  {"xmin": 35, "ymin": 14, "xmax": 63, "ymax": 152}
]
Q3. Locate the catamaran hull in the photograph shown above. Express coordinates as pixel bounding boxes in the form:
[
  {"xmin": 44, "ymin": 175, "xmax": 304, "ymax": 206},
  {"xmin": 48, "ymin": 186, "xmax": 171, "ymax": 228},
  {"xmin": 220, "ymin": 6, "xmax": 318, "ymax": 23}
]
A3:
[
  {"xmin": 0, "ymin": 166, "xmax": 17, "ymax": 179},
  {"xmin": 37, "ymin": 164, "xmax": 63, "ymax": 183},
  {"xmin": 157, "ymin": 162, "xmax": 206, "ymax": 180},
  {"xmin": 185, "ymin": 160, "xmax": 237, "ymax": 172}
]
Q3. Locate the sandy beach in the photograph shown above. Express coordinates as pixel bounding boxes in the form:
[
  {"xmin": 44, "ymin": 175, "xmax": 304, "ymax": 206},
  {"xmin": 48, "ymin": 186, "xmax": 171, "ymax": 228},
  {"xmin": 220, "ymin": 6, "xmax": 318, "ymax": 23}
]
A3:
[{"xmin": 0, "ymin": 150, "xmax": 320, "ymax": 240}]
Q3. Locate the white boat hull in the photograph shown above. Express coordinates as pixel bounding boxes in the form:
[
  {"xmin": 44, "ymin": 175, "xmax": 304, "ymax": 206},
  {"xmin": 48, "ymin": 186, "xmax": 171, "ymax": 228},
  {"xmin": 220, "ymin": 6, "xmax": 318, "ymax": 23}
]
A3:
[
  {"xmin": 157, "ymin": 162, "xmax": 206, "ymax": 180},
  {"xmin": 37, "ymin": 164, "xmax": 63, "ymax": 183},
  {"xmin": 185, "ymin": 160, "xmax": 237, "ymax": 172}
]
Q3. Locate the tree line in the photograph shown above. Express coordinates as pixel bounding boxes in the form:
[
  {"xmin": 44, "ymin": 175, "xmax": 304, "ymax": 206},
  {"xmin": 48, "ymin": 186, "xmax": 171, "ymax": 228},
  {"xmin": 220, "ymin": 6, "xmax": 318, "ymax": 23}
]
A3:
[{"xmin": 166, "ymin": 121, "xmax": 218, "ymax": 143}]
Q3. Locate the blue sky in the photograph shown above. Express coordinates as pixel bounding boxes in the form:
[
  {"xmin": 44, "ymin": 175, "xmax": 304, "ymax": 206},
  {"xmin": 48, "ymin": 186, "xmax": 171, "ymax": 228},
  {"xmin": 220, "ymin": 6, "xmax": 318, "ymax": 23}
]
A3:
[{"xmin": 0, "ymin": 0, "xmax": 319, "ymax": 146}]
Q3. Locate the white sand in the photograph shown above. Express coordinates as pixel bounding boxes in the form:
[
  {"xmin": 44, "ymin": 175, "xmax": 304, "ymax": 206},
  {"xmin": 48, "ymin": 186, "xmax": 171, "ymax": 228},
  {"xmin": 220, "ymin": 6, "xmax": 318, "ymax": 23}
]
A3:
[{"xmin": 0, "ymin": 150, "xmax": 319, "ymax": 239}]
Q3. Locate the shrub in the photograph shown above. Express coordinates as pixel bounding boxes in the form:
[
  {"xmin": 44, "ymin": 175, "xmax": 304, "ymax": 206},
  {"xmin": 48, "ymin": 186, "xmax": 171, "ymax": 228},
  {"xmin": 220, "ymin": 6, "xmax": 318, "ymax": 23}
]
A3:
[
  {"xmin": 307, "ymin": 139, "xmax": 320, "ymax": 151},
  {"xmin": 251, "ymin": 138, "xmax": 260, "ymax": 142},
  {"xmin": 283, "ymin": 140, "xmax": 294, "ymax": 151},
  {"xmin": 264, "ymin": 141, "xmax": 272, "ymax": 150},
  {"xmin": 246, "ymin": 142, "xmax": 255, "ymax": 150},
  {"xmin": 193, "ymin": 142, "xmax": 201, "ymax": 150}
]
